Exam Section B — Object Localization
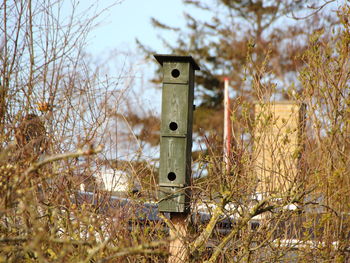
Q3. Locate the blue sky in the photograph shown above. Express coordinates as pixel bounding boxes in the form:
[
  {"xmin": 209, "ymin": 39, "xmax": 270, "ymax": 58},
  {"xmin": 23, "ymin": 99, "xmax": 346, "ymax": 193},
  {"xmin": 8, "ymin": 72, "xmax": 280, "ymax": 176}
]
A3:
[
  {"xmin": 81, "ymin": 0, "xmax": 193, "ymax": 54},
  {"xmin": 63, "ymin": 0, "xmax": 203, "ymax": 116}
]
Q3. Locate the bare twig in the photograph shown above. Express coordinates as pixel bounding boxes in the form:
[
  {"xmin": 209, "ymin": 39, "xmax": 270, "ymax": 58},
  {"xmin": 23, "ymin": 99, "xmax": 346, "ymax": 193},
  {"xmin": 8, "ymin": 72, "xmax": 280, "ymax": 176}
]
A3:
[
  {"xmin": 24, "ymin": 145, "xmax": 103, "ymax": 177},
  {"xmin": 96, "ymin": 240, "xmax": 169, "ymax": 262}
]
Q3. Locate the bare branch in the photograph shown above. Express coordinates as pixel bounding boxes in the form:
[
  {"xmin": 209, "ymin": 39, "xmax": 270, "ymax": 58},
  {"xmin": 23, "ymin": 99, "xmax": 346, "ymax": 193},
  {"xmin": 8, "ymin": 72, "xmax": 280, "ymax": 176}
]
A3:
[{"xmin": 24, "ymin": 145, "xmax": 103, "ymax": 176}]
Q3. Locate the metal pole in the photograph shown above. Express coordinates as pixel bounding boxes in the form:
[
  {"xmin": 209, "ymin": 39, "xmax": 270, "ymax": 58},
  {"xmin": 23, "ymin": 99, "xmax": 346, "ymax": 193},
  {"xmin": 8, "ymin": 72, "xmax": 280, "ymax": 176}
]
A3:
[{"xmin": 223, "ymin": 77, "xmax": 231, "ymax": 174}]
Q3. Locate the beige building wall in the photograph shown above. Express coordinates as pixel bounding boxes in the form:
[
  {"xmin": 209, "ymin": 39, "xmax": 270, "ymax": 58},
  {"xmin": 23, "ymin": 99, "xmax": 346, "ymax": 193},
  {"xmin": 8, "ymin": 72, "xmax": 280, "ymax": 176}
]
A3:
[{"xmin": 254, "ymin": 101, "xmax": 305, "ymax": 196}]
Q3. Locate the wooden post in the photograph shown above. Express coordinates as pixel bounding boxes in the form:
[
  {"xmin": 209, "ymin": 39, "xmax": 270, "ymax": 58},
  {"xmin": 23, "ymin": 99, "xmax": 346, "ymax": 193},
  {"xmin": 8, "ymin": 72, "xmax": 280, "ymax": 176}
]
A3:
[{"xmin": 168, "ymin": 213, "xmax": 188, "ymax": 263}]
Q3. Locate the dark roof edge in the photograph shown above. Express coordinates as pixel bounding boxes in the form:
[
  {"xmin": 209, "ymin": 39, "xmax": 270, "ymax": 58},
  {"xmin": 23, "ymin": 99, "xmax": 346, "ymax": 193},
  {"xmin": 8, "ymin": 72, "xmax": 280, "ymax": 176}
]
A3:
[{"xmin": 154, "ymin": 54, "xmax": 200, "ymax": 70}]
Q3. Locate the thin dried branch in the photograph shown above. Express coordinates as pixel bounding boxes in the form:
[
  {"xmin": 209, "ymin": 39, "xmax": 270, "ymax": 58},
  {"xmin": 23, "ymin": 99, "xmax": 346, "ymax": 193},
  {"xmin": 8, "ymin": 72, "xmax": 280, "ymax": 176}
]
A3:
[{"xmin": 24, "ymin": 145, "xmax": 103, "ymax": 176}]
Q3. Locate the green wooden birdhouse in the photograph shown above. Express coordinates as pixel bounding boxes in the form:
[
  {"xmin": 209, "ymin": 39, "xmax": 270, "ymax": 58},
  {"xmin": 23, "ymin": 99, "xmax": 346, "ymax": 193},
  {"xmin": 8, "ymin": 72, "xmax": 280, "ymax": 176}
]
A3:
[{"xmin": 154, "ymin": 54, "xmax": 200, "ymax": 213}]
